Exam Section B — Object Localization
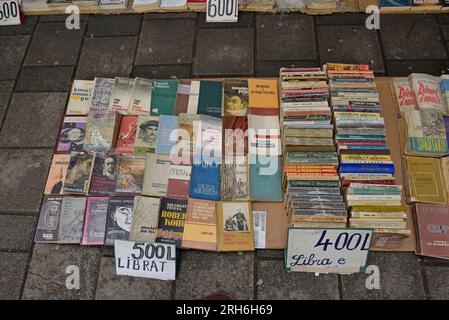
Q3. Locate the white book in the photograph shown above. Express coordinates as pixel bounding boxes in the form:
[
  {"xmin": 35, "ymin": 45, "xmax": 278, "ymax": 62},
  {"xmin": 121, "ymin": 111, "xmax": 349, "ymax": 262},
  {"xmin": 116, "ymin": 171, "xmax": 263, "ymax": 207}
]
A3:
[{"xmin": 66, "ymin": 80, "xmax": 93, "ymax": 115}]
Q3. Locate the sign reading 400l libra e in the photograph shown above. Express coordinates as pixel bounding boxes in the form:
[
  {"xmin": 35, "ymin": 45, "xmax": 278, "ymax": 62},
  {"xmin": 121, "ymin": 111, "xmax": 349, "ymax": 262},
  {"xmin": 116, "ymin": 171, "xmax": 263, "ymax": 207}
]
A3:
[
  {"xmin": 286, "ymin": 228, "xmax": 373, "ymax": 274},
  {"xmin": 206, "ymin": 0, "xmax": 238, "ymax": 23},
  {"xmin": 0, "ymin": 0, "xmax": 21, "ymax": 26}
]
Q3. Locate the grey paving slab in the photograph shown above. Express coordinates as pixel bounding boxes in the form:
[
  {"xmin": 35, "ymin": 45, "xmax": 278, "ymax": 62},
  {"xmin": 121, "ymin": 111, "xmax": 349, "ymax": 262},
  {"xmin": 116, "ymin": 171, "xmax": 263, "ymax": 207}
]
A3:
[
  {"xmin": 425, "ymin": 266, "xmax": 449, "ymax": 300},
  {"xmin": 39, "ymin": 14, "xmax": 89, "ymax": 22},
  {"xmin": 385, "ymin": 60, "xmax": 449, "ymax": 77},
  {"xmin": 0, "ymin": 215, "xmax": 37, "ymax": 251},
  {"xmin": 132, "ymin": 65, "xmax": 191, "ymax": 79},
  {"xmin": 76, "ymin": 36, "xmax": 137, "ymax": 79},
  {"xmin": 256, "ymin": 14, "xmax": 316, "ymax": 61},
  {"xmin": 144, "ymin": 12, "xmax": 198, "ymax": 20},
  {"xmin": 95, "ymin": 257, "xmax": 172, "ymax": 300},
  {"xmin": 24, "ymin": 22, "xmax": 86, "ymax": 66},
  {"xmin": 318, "ymin": 26, "xmax": 384, "ymax": 74},
  {"xmin": 87, "ymin": 14, "xmax": 142, "ymax": 37},
  {"xmin": 442, "ymin": 25, "xmax": 449, "ymax": 40},
  {"xmin": 22, "ymin": 244, "xmax": 101, "ymax": 300},
  {"xmin": 0, "ymin": 16, "xmax": 37, "ymax": 35},
  {"xmin": 0, "ymin": 81, "xmax": 14, "ymax": 125},
  {"xmin": 136, "ymin": 19, "xmax": 195, "ymax": 65},
  {"xmin": 256, "ymin": 249, "xmax": 284, "ymax": 259},
  {"xmin": 197, "ymin": 12, "xmax": 255, "ymax": 28},
  {"xmin": 341, "ymin": 252, "xmax": 426, "ymax": 300},
  {"xmin": 380, "ymin": 14, "xmax": 447, "ymax": 60},
  {"xmin": 316, "ymin": 13, "xmax": 368, "ymax": 25},
  {"xmin": 175, "ymin": 251, "xmax": 254, "ymax": 300},
  {"xmin": 0, "ymin": 35, "xmax": 30, "ymax": 80},
  {"xmin": 0, "ymin": 92, "xmax": 67, "ymax": 147},
  {"xmin": 0, "ymin": 252, "xmax": 29, "ymax": 299},
  {"xmin": 16, "ymin": 66, "xmax": 74, "ymax": 92},
  {"xmin": 256, "ymin": 60, "xmax": 320, "ymax": 77},
  {"xmin": 0, "ymin": 149, "xmax": 52, "ymax": 213},
  {"xmin": 438, "ymin": 13, "xmax": 449, "ymax": 24},
  {"xmin": 193, "ymin": 28, "xmax": 254, "ymax": 76}
]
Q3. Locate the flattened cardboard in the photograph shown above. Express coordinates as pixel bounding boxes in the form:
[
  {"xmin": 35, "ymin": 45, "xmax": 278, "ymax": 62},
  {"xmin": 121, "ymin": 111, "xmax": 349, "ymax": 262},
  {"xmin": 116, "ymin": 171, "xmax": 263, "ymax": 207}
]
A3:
[{"xmin": 252, "ymin": 201, "xmax": 288, "ymax": 249}]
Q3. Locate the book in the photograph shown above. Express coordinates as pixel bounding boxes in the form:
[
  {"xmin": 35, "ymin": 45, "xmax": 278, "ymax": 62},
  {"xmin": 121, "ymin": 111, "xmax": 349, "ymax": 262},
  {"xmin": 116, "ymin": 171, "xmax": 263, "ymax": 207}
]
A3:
[
  {"xmin": 115, "ymin": 115, "xmax": 138, "ymax": 154},
  {"xmin": 133, "ymin": 0, "xmax": 160, "ymax": 11},
  {"xmin": 66, "ymin": 80, "xmax": 93, "ymax": 115},
  {"xmin": 182, "ymin": 198, "xmax": 217, "ymax": 251},
  {"xmin": 63, "ymin": 151, "xmax": 95, "ymax": 195},
  {"xmin": 197, "ymin": 80, "xmax": 223, "ymax": 118},
  {"xmin": 409, "ymin": 73, "xmax": 444, "ymax": 111},
  {"xmin": 44, "ymin": 154, "xmax": 70, "ymax": 195},
  {"xmin": 155, "ymin": 115, "xmax": 179, "ymax": 154},
  {"xmin": 35, "ymin": 196, "xmax": 63, "ymax": 242},
  {"xmin": 189, "ymin": 161, "xmax": 221, "ymax": 201},
  {"xmin": 90, "ymin": 77, "xmax": 115, "ymax": 113},
  {"xmin": 248, "ymin": 79, "xmax": 279, "ymax": 115},
  {"xmin": 128, "ymin": 78, "xmax": 152, "ymax": 116},
  {"xmin": 194, "ymin": 115, "xmax": 223, "ymax": 163},
  {"xmin": 116, "ymin": 155, "xmax": 146, "ymax": 194},
  {"xmin": 441, "ymin": 156, "xmax": 449, "ymax": 201},
  {"xmin": 166, "ymin": 164, "xmax": 192, "ymax": 200},
  {"xmin": 81, "ymin": 196, "xmax": 109, "ymax": 245},
  {"xmin": 109, "ymin": 77, "xmax": 135, "ymax": 113},
  {"xmin": 174, "ymin": 79, "xmax": 191, "ymax": 115},
  {"xmin": 89, "ymin": 153, "xmax": 120, "ymax": 195},
  {"xmin": 104, "ymin": 197, "xmax": 135, "ymax": 246},
  {"xmin": 249, "ymin": 155, "xmax": 282, "ymax": 201},
  {"xmin": 223, "ymin": 116, "xmax": 248, "ymax": 158},
  {"xmin": 99, "ymin": 0, "xmax": 128, "ymax": 8},
  {"xmin": 411, "ymin": 0, "xmax": 442, "ymax": 8},
  {"xmin": 56, "ymin": 116, "xmax": 87, "ymax": 153},
  {"xmin": 83, "ymin": 111, "xmax": 121, "ymax": 152},
  {"xmin": 156, "ymin": 198, "xmax": 188, "ymax": 247},
  {"xmin": 223, "ymin": 79, "xmax": 248, "ymax": 116},
  {"xmin": 187, "ymin": 80, "xmax": 200, "ymax": 114},
  {"xmin": 392, "ymin": 78, "xmax": 417, "ymax": 112},
  {"xmin": 221, "ymin": 156, "xmax": 248, "ymax": 201},
  {"xmin": 150, "ymin": 80, "xmax": 179, "ymax": 116},
  {"xmin": 441, "ymin": 75, "xmax": 449, "ymax": 114},
  {"xmin": 134, "ymin": 116, "xmax": 159, "ymax": 154},
  {"xmin": 217, "ymin": 201, "xmax": 254, "ymax": 251},
  {"xmin": 129, "ymin": 196, "xmax": 161, "ymax": 242},
  {"xmin": 379, "ymin": 0, "xmax": 412, "ymax": 10},
  {"xmin": 57, "ymin": 197, "xmax": 87, "ymax": 244},
  {"xmin": 248, "ymin": 114, "xmax": 281, "ymax": 156},
  {"xmin": 142, "ymin": 153, "xmax": 171, "ymax": 197}
]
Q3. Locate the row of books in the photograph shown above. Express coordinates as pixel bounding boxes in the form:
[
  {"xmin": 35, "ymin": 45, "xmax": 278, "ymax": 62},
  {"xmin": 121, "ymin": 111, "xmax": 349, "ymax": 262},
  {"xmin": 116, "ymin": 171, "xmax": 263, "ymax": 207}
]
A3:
[{"xmin": 379, "ymin": 0, "xmax": 449, "ymax": 12}]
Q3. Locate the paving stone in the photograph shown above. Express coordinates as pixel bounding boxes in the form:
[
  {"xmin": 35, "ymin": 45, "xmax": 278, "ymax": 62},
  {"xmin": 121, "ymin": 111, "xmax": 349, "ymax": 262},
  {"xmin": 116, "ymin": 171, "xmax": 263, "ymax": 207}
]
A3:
[
  {"xmin": 132, "ymin": 65, "xmax": 191, "ymax": 79},
  {"xmin": 16, "ymin": 66, "xmax": 73, "ymax": 92},
  {"xmin": 0, "ymin": 92, "xmax": 67, "ymax": 147},
  {"xmin": 24, "ymin": 22, "xmax": 86, "ymax": 66},
  {"xmin": 197, "ymin": 12, "xmax": 255, "ymax": 28},
  {"xmin": 0, "ymin": 215, "xmax": 37, "ymax": 251},
  {"xmin": 257, "ymin": 260, "xmax": 339, "ymax": 300},
  {"xmin": 438, "ymin": 13, "xmax": 449, "ymax": 24},
  {"xmin": 193, "ymin": 28, "xmax": 254, "ymax": 76},
  {"xmin": 144, "ymin": 12, "xmax": 198, "ymax": 20},
  {"xmin": 0, "ymin": 35, "xmax": 30, "ymax": 80},
  {"xmin": 0, "ymin": 81, "xmax": 14, "ymax": 125},
  {"xmin": 256, "ymin": 14, "xmax": 316, "ymax": 61},
  {"xmin": 425, "ymin": 266, "xmax": 449, "ymax": 300},
  {"xmin": 316, "ymin": 13, "xmax": 368, "ymax": 25},
  {"xmin": 442, "ymin": 25, "xmax": 449, "ymax": 40},
  {"xmin": 385, "ymin": 60, "xmax": 449, "ymax": 77},
  {"xmin": 341, "ymin": 252, "xmax": 426, "ymax": 300},
  {"xmin": 22, "ymin": 244, "xmax": 101, "ymax": 300},
  {"xmin": 256, "ymin": 249, "xmax": 284, "ymax": 259},
  {"xmin": 39, "ymin": 14, "xmax": 89, "ymax": 22},
  {"xmin": 0, "ymin": 16, "xmax": 37, "ymax": 35},
  {"xmin": 87, "ymin": 14, "xmax": 142, "ymax": 37},
  {"xmin": 0, "ymin": 252, "xmax": 29, "ymax": 299},
  {"xmin": 95, "ymin": 257, "xmax": 172, "ymax": 300},
  {"xmin": 175, "ymin": 251, "xmax": 254, "ymax": 300},
  {"xmin": 0, "ymin": 149, "xmax": 52, "ymax": 213},
  {"xmin": 318, "ymin": 26, "xmax": 384, "ymax": 74},
  {"xmin": 256, "ymin": 60, "xmax": 319, "ymax": 77},
  {"xmin": 76, "ymin": 36, "xmax": 137, "ymax": 79},
  {"xmin": 380, "ymin": 14, "xmax": 447, "ymax": 60},
  {"xmin": 136, "ymin": 19, "xmax": 195, "ymax": 65}
]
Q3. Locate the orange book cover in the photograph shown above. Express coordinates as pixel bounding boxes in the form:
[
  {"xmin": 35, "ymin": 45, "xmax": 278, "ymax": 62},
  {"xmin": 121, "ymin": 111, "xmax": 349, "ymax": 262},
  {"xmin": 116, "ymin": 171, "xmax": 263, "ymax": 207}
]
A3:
[
  {"xmin": 248, "ymin": 79, "xmax": 279, "ymax": 115},
  {"xmin": 44, "ymin": 154, "xmax": 70, "ymax": 195}
]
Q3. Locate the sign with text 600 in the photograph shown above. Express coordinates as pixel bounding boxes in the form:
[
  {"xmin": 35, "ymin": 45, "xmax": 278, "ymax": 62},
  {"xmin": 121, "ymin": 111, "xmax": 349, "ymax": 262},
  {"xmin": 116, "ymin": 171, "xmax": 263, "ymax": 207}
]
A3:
[
  {"xmin": 114, "ymin": 240, "xmax": 176, "ymax": 280},
  {"xmin": 206, "ymin": 0, "xmax": 238, "ymax": 23},
  {"xmin": 286, "ymin": 228, "xmax": 373, "ymax": 274},
  {"xmin": 0, "ymin": 0, "xmax": 21, "ymax": 26}
]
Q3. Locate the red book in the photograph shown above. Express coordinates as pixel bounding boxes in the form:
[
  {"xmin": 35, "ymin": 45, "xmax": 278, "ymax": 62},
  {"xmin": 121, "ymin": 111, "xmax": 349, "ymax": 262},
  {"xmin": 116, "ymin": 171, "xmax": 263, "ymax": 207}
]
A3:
[
  {"xmin": 166, "ymin": 164, "xmax": 192, "ymax": 200},
  {"xmin": 116, "ymin": 116, "xmax": 138, "ymax": 154}
]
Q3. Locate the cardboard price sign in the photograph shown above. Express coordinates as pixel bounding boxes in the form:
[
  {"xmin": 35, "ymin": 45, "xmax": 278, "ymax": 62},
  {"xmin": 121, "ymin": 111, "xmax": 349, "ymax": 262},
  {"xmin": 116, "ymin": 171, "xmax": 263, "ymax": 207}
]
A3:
[
  {"xmin": 286, "ymin": 228, "xmax": 373, "ymax": 274},
  {"xmin": 206, "ymin": 0, "xmax": 238, "ymax": 23},
  {"xmin": 114, "ymin": 240, "xmax": 176, "ymax": 280},
  {"xmin": 0, "ymin": 0, "xmax": 21, "ymax": 26}
]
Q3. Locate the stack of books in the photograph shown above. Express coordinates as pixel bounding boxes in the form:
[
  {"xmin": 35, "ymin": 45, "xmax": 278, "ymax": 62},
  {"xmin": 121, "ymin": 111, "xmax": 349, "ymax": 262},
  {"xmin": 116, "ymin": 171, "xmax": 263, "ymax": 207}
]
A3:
[{"xmin": 279, "ymin": 67, "xmax": 347, "ymax": 228}]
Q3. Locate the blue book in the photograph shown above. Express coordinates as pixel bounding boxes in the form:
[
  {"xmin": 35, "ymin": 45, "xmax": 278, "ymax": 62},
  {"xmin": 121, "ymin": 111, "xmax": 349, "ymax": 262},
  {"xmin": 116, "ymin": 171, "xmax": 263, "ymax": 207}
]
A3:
[
  {"xmin": 379, "ymin": 0, "xmax": 411, "ymax": 7},
  {"xmin": 339, "ymin": 163, "xmax": 395, "ymax": 174},
  {"xmin": 155, "ymin": 115, "xmax": 179, "ymax": 155},
  {"xmin": 249, "ymin": 155, "xmax": 282, "ymax": 201},
  {"xmin": 189, "ymin": 161, "xmax": 220, "ymax": 201}
]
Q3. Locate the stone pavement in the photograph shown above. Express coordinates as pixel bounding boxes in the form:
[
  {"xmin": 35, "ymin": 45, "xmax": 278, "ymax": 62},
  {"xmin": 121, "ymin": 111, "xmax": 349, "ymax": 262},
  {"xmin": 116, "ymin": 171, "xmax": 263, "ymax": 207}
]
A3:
[{"xmin": 0, "ymin": 12, "xmax": 449, "ymax": 300}]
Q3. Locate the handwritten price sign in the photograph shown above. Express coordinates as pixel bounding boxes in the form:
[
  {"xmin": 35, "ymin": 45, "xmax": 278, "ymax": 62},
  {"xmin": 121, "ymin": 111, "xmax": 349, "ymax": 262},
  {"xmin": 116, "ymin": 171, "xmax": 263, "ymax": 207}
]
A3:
[
  {"xmin": 286, "ymin": 228, "xmax": 373, "ymax": 274},
  {"xmin": 0, "ymin": 0, "xmax": 21, "ymax": 26}
]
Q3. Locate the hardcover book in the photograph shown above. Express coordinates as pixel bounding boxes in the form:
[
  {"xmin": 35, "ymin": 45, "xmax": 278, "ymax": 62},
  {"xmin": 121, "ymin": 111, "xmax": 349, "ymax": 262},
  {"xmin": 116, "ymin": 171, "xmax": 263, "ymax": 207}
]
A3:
[
  {"xmin": 221, "ymin": 156, "xmax": 248, "ymax": 201},
  {"xmin": 66, "ymin": 80, "xmax": 93, "ymax": 115},
  {"xmin": 90, "ymin": 77, "xmax": 115, "ymax": 113},
  {"xmin": 57, "ymin": 197, "xmax": 87, "ymax": 243},
  {"xmin": 156, "ymin": 198, "xmax": 188, "ymax": 248},
  {"xmin": 174, "ymin": 79, "xmax": 191, "ymax": 115},
  {"xmin": 223, "ymin": 79, "xmax": 248, "ymax": 116},
  {"xmin": 249, "ymin": 155, "xmax": 282, "ymax": 202},
  {"xmin": 129, "ymin": 196, "xmax": 161, "ymax": 243},
  {"xmin": 35, "ymin": 196, "xmax": 63, "ymax": 242},
  {"xmin": 150, "ymin": 79, "xmax": 179, "ymax": 116},
  {"xmin": 63, "ymin": 151, "xmax": 95, "ymax": 195},
  {"xmin": 128, "ymin": 77, "xmax": 152, "ymax": 116},
  {"xmin": 115, "ymin": 155, "xmax": 146, "ymax": 194},
  {"xmin": 142, "ymin": 153, "xmax": 171, "ymax": 197},
  {"xmin": 166, "ymin": 164, "xmax": 192, "ymax": 200},
  {"xmin": 155, "ymin": 115, "xmax": 179, "ymax": 154},
  {"xmin": 104, "ymin": 197, "xmax": 135, "ymax": 246},
  {"xmin": 189, "ymin": 161, "xmax": 221, "ymax": 201},
  {"xmin": 56, "ymin": 116, "xmax": 87, "ymax": 153},
  {"xmin": 409, "ymin": 73, "xmax": 444, "ymax": 111},
  {"xmin": 83, "ymin": 111, "xmax": 121, "ymax": 152},
  {"xmin": 197, "ymin": 80, "xmax": 223, "ymax": 118},
  {"xmin": 89, "ymin": 153, "xmax": 120, "ymax": 195},
  {"xmin": 109, "ymin": 77, "xmax": 135, "ymax": 113},
  {"xmin": 115, "ymin": 115, "xmax": 138, "ymax": 154},
  {"xmin": 182, "ymin": 198, "xmax": 217, "ymax": 251},
  {"xmin": 81, "ymin": 196, "xmax": 109, "ymax": 245},
  {"xmin": 248, "ymin": 79, "xmax": 279, "ymax": 115},
  {"xmin": 44, "ymin": 154, "xmax": 70, "ymax": 195},
  {"xmin": 134, "ymin": 116, "xmax": 159, "ymax": 154}
]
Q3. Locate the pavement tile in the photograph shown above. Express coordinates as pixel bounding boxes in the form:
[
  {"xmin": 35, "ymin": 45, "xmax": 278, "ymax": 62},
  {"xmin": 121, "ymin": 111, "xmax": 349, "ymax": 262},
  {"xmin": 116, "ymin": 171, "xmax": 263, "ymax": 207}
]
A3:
[
  {"xmin": 256, "ymin": 249, "xmax": 284, "ymax": 259},
  {"xmin": 87, "ymin": 14, "xmax": 142, "ymax": 37},
  {"xmin": 175, "ymin": 251, "xmax": 254, "ymax": 300},
  {"xmin": 0, "ymin": 35, "xmax": 30, "ymax": 80},
  {"xmin": 0, "ymin": 16, "xmax": 37, "ymax": 35},
  {"xmin": 424, "ymin": 266, "xmax": 449, "ymax": 300},
  {"xmin": 193, "ymin": 28, "xmax": 254, "ymax": 76},
  {"xmin": 380, "ymin": 14, "xmax": 447, "ymax": 60},
  {"xmin": 442, "ymin": 25, "xmax": 449, "ymax": 40},
  {"xmin": 341, "ymin": 252, "xmax": 426, "ymax": 300},
  {"xmin": 0, "ymin": 149, "xmax": 52, "ymax": 213},
  {"xmin": 0, "ymin": 215, "xmax": 37, "ymax": 251},
  {"xmin": 197, "ymin": 12, "xmax": 255, "ymax": 28},
  {"xmin": 0, "ymin": 252, "xmax": 29, "ymax": 299},
  {"xmin": 136, "ymin": 19, "xmax": 195, "ymax": 65},
  {"xmin": 0, "ymin": 81, "xmax": 14, "ymax": 125},
  {"xmin": 25, "ymin": 22, "xmax": 86, "ymax": 66},
  {"xmin": 76, "ymin": 36, "xmax": 137, "ymax": 79},
  {"xmin": 256, "ymin": 60, "xmax": 320, "ymax": 77},
  {"xmin": 22, "ymin": 244, "xmax": 101, "ymax": 300},
  {"xmin": 318, "ymin": 26, "xmax": 384, "ymax": 74},
  {"xmin": 256, "ymin": 260, "xmax": 339, "ymax": 300},
  {"xmin": 16, "ymin": 66, "xmax": 73, "ymax": 92},
  {"xmin": 316, "ymin": 13, "xmax": 368, "ymax": 25},
  {"xmin": 438, "ymin": 13, "xmax": 449, "ymax": 24},
  {"xmin": 144, "ymin": 13, "xmax": 198, "ymax": 19},
  {"xmin": 95, "ymin": 257, "xmax": 172, "ymax": 300},
  {"xmin": 0, "ymin": 92, "xmax": 67, "ymax": 147},
  {"xmin": 256, "ymin": 14, "xmax": 316, "ymax": 61},
  {"xmin": 132, "ymin": 65, "xmax": 191, "ymax": 79},
  {"xmin": 39, "ymin": 14, "xmax": 89, "ymax": 22},
  {"xmin": 385, "ymin": 60, "xmax": 449, "ymax": 77}
]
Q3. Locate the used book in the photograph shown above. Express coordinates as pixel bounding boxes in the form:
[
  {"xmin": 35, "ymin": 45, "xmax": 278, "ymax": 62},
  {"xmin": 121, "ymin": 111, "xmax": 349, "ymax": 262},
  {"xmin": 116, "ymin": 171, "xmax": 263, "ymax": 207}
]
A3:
[
  {"xmin": 63, "ymin": 151, "xmax": 95, "ymax": 195},
  {"xmin": 182, "ymin": 198, "xmax": 217, "ymax": 251},
  {"xmin": 56, "ymin": 116, "xmax": 87, "ymax": 153},
  {"xmin": 66, "ymin": 80, "xmax": 93, "ymax": 115},
  {"xmin": 134, "ymin": 116, "xmax": 159, "ymax": 154},
  {"xmin": 90, "ymin": 77, "xmax": 115, "ymax": 113},
  {"xmin": 142, "ymin": 153, "xmax": 171, "ymax": 197},
  {"xmin": 45, "ymin": 154, "xmax": 70, "ymax": 195},
  {"xmin": 156, "ymin": 198, "xmax": 188, "ymax": 247},
  {"xmin": 81, "ymin": 196, "xmax": 109, "ymax": 245},
  {"xmin": 129, "ymin": 196, "xmax": 161, "ymax": 242},
  {"xmin": 104, "ymin": 197, "xmax": 135, "ymax": 246}
]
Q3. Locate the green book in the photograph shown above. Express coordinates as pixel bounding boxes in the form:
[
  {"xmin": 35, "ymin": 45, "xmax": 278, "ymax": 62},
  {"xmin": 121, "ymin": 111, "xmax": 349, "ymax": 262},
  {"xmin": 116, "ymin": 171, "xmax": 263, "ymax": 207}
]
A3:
[
  {"xmin": 150, "ymin": 80, "xmax": 179, "ymax": 116},
  {"xmin": 197, "ymin": 80, "xmax": 223, "ymax": 118}
]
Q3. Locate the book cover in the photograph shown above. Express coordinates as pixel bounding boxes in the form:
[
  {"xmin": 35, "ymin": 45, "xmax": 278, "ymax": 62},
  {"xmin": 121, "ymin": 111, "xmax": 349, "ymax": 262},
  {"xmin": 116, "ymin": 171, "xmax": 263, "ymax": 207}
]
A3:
[
  {"xmin": 58, "ymin": 197, "xmax": 87, "ymax": 243},
  {"xmin": 81, "ymin": 197, "xmax": 109, "ymax": 245},
  {"xmin": 156, "ymin": 198, "xmax": 188, "ymax": 248},
  {"xmin": 115, "ymin": 115, "xmax": 138, "ymax": 154},
  {"xmin": 248, "ymin": 114, "xmax": 281, "ymax": 156},
  {"xmin": 223, "ymin": 79, "xmax": 248, "ymax": 116},
  {"xmin": 116, "ymin": 155, "xmax": 146, "ymax": 194},
  {"xmin": 249, "ymin": 155, "xmax": 282, "ymax": 201},
  {"xmin": 189, "ymin": 161, "xmax": 221, "ymax": 201},
  {"xmin": 380, "ymin": 0, "xmax": 411, "ymax": 7},
  {"xmin": 441, "ymin": 156, "xmax": 449, "ymax": 201},
  {"xmin": 187, "ymin": 80, "xmax": 200, "ymax": 114},
  {"xmin": 90, "ymin": 77, "xmax": 115, "ymax": 113},
  {"xmin": 66, "ymin": 80, "xmax": 93, "ymax": 115},
  {"xmin": 134, "ymin": 116, "xmax": 159, "ymax": 154},
  {"xmin": 44, "ymin": 154, "xmax": 70, "ymax": 195},
  {"xmin": 89, "ymin": 153, "xmax": 120, "ymax": 195},
  {"xmin": 181, "ymin": 198, "xmax": 217, "ymax": 251},
  {"xmin": 155, "ymin": 114, "xmax": 179, "ymax": 154},
  {"xmin": 197, "ymin": 80, "xmax": 223, "ymax": 118},
  {"xmin": 392, "ymin": 78, "xmax": 417, "ymax": 112},
  {"xmin": 128, "ymin": 77, "xmax": 152, "ymax": 116},
  {"xmin": 56, "ymin": 116, "xmax": 87, "ymax": 153},
  {"xmin": 142, "ymin": 153, "xmax": 171, "ymax": 197},
  {"xmin": 150, "ymin": 79, "xmax": 179, "ymax": 116},
  {"xmin": 339, "ymin": 163, "xmax": 395, "ymax": 174},
  {"xmin": 441, "ymin": 75, "xmax": 449, "ymax": 114},
  {"xmin": 221, "ymin": 156, "xmax": 248, "ymax": 201},
  {"xmin": 248, "ymin": 79, "xmax": 279, "ymax": 115},
  {"xmin": 63, "ymin": 151, "xmax": 95, "ymax": 195},
  {"xmin": 109, "ymin": 77, "xmax": 135, "ymax": 113},
  {"xmin": 217, "ymin": 201, "xmax": 254, "ymax": 252},
  {"xmin": 409, "ymin": 73, "xmax": 444, "ymax": 112},
  {"xmin": 416, "ymin": 203, "xmax": 449, "ymax": 258},
  {"xmin": 35, "ymin": 196, "xmax": 63, "ymax": 242},
  {"xmin": 129, "ymin": 196, "xmax": 161, "ymax": 243},
  {"xmin": 223, "ymin": 116, "xmax": 248, "ymax": 158},
  {"xmin": 176, "ymin": 113, "xmax": 200, "ymax": 164},
  {"xmin": 174, "ymin": 79, "xmax": 191, "ymax": 115},
  {"xmin": 83, "ymin": 111, "xmax": 121, "ymax": 152},
  {"xmin": 411, "ymin": 0, "xmax": 441, "ymax": 6},
  {"xmin": 167, "ymin": 164, "xmax": 192, "ymax": 200},
  {"xmin": 194, "ymin": 115, "xmax": 223, "ymax": 163},
  {"xmin": 104, "ymin": 196, "xmax": 135, "ymax": 246}
]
